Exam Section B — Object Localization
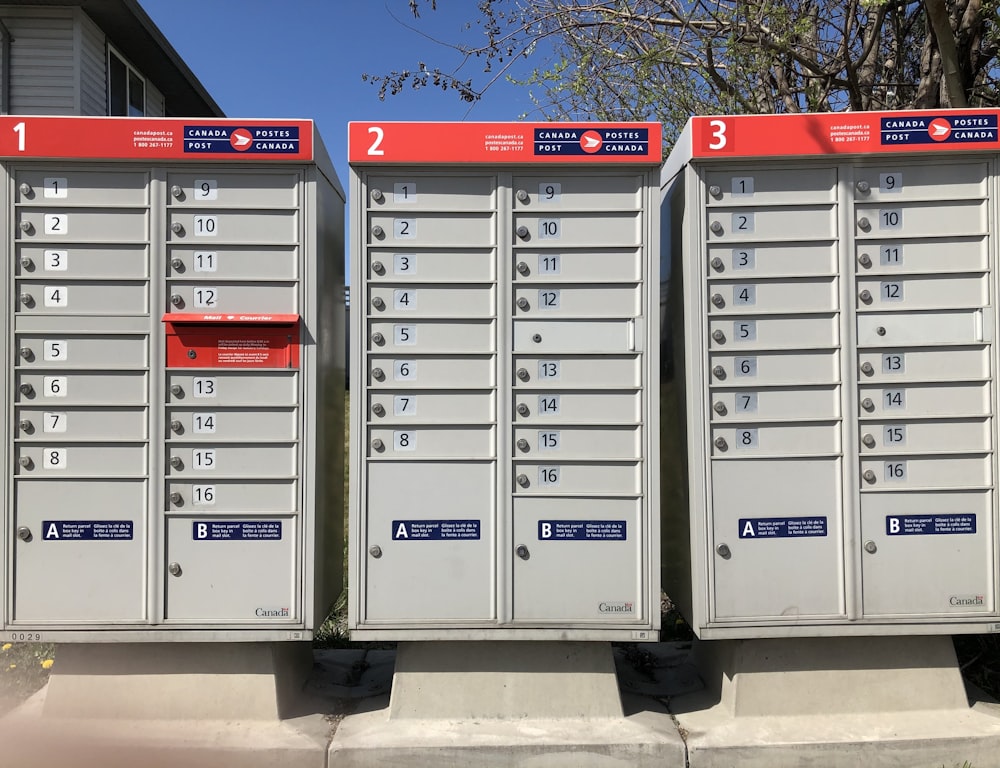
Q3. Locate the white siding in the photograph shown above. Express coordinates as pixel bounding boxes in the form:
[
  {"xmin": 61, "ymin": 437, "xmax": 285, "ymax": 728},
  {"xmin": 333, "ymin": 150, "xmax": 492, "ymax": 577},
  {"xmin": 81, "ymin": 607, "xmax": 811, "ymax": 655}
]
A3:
[
  {"xmin": 78, "ymin": 10, "xmax": 105, "ymax": 115},
  {"xmin": 145, "ymin": 80, "xmax": 164, "ymax": 117},
  {"xmin": 6, "ymin": 9, "xmax": 76, "ymax": 114}
]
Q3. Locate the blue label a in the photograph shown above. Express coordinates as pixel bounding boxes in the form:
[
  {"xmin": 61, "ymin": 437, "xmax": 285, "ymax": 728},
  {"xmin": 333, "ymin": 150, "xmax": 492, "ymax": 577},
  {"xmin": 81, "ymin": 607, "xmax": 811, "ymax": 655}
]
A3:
[
  {"xmin": 886, "ymin": 514, "xmax": 976, "ymax": 535},
  {"xmin": 42, "ymin": 520, "xmax": 133, "ymax": 540},
  {"xmin": 193, "ymin": 521, "xmax": 283, "ymax": 540},
  {"xmin": 392, "ymin": 520, "xmax": 481, "ymax": 540},
  {"xmin": 538, "ymin": 520, "xmax": 627, "ymax": 540},
  {"xmin": 738, "ymin": 517, "xmax": 827, "ymax": 538}
]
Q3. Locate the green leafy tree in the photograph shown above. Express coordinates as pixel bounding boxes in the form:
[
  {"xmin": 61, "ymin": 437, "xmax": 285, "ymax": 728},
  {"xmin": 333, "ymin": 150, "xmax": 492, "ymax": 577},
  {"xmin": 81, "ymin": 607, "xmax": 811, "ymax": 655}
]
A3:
[{"xmin": 365, "ymin": 1, "xmax": 1000, "ymax": 140}]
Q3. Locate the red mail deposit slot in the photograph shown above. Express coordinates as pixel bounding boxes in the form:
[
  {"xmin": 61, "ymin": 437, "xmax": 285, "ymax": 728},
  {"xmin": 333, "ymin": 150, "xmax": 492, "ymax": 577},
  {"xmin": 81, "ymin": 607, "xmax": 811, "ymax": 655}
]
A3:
[{"xmin": 163, "ymin": 314, "xmax": 300, "ymax": 369}]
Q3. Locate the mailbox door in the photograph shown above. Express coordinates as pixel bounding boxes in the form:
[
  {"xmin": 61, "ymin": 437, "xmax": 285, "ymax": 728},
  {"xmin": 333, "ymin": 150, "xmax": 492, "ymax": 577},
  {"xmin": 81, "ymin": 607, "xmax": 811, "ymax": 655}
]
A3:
[
  {"xmin": 164, "ymin": 516, "xmax": 297, "ymax": 621},
  {"xmin": 701, "ymin": 165, "xmax": 846, "ymax": 623},
  {"xmin": 512, "ymin": 498, "xmax": 641, "ymax": 622},
  {"xmin": 359, "ymin": 173, "xmax": 499, "ymax": 625},
  {"xmin": 853, "ymin": 159, "xmax": 995, "ymax": 618},
  {"xmin": 9, "ymin": 168, "xmax": 152, "ymax": 625}
]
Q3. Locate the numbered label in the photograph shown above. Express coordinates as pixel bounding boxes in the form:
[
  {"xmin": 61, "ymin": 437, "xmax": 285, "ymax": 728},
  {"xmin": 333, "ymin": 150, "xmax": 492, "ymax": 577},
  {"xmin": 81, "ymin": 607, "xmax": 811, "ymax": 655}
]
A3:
[
  {"xmin": 43, "ymin": 376, "xmax": 67, "ymax": 397},
  {"xmin": 538, "ymin": 395, "xmax": 560, "ymax": 415},
  {"xmin": 538, "ymin": 360, "xmax": 560, "ymax": 379},
  {"xmin": 538, "ymin": 430, "xmax": 560, "ymax": 451},
  {"xmin": 538, "ymin": 466, "xmax": 560, "ymax": 486},
  {"xmin": 43, "ymin": 177, "xmax": 68, "ymax": 198},
  {"xmin": 394, "ymin": 253, "xmax": 416, "ymax": 275},
  {"xmin": 193, "ymin": 287, "xmax": 218, "ymax": 308},
  {"xmin": 706, "ymin": 119, "xmax": 729, "ymax": 150},
  {"xmin": 192, "ymin": 413, "xmax": 216, "ymax": 434},
  {"xmin": 734, "ymin": 356, "xmax": 757, "ymax": 377},
  {"xmin": 193, "ymin": 215, "xmax": 218, "ymax": 236},
  {"xmin": 538, "ymin": 289, "xmax": 560, "ymax": 310},
  {"xmin": 884, "ymin": 460, "xmax": 907, "ymax": 481},
  {"xmin": 43, "ymin": 286, "xmax": 67, "ymax": 307},
  {"xmin": 880, "ymin": 244, "xmax": 903, "ymax": 265},
  {"xmin": 882, "ymin": 353, "xmax": 905, "ymax": 373},
  {"xmin": 732, "ymin": 212, "xmax": 754, "ymax": 233},
  {"xmin": 193, "ymin": 251, "xmax": 217, "ymax": 272},
  {"xmin": 539, "ymin": 219, "xmax": 560, "ymax": 239},
  {"xmin": 192, "ymin": 485, "xmax": 216, "ymax": 505},
  {"xmin": 194, "ymin": 179, "xmax": 218, "ymax": 200},
  {"xmin": 192, "ymin": 448, "xmax": 216, "ymax": 470},
  {"xmin": 393, "ymin": 360, "xmax": 416, "ymax": 380},
  {"xmin": 733, "ymin": 284, "xmax": 755, "ymax": 306},
  {"xmin": 43, "ymin": 249, "xmax": 68, "ymax": 271},
  {"xmin": 884, "ymin": 425, "xmax": 906, "ymax": 445},
  {"xmin": 43, "ymin": 448, "xmax": 67, "ymax": 469},
  {"xmin": 43, "ymin": 412, "xmax": 66, "ymax": 433},
  {"xmin": 394, "ymin": 289, "xmax": 416, "ymax": 310},
  {"xmin": 43, "ymin": 340, "xmax": 67, "ymax": 361},
  {"xmin": 192, "ymin": 377, "xmax": 217, "ymax": 398},
  {"xmin": 394, "ymin": 325, "xmax": 416, "ymax": 346},
  {"xmin": 732, "ymin": 248, "xmax": 755, "ymax": 270},
  {"xmin": 878, "ymin": 209, "xmax": 902, "ymax": 230},
  {"xmin": 538, "ymin": 182, "xmax": 561, "ymax": 202},
  {"xmin": 394, "ymin": 431, "xmax": 416, "ymax": 451},
  {"xmin": 880, "ymin": 281, "xmax": 903, "ymax": 302},
  {"xmin": 736, "ymin": 428, "xmax": 758, "ymax": 448},
  {"xmin": 883, "ymin": 389, "xmax": 905, "ymax": 409},
  {"xmin": 731, "ymin": 177, "xmax": 754, "ymax": 196},
  {"xmin": 538, "ymin": 253, "xmax": 561, "ymax": 274},
  {"xmin": 734, "ymin": 320, "xmax": 757, "ymax": 342},
  {"xmin": 879, "ymin": 172, "xmax": 902, "ymax": 193},
  {"xmin": 393, "ymin": 182, "xmax": 416, "ymax": 203},
  {"xmin": 735, "ymin": 392, "xmax": 758, "ymax": 413},
  {"xmin": 43, "ymin": 214, "xmax": 67, "ymax": 235},
  {"xmin": 394, "ymin": 395, "xmax": 417, "ymax": 416},
  {"xmin": 393, "ymin": 218, "xmax": 416, "ymax": 239}
]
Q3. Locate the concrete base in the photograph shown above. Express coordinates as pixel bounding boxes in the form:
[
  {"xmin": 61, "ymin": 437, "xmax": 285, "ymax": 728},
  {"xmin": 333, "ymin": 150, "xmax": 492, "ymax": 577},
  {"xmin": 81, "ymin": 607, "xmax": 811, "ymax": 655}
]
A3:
[
  {"xmin": 673, "ymin": 636, "xmax": 1000, "ymax": 768},
  {"xmin": 0, "ymin": 641, "xmax": 332, "ymax": 768},
  {"xmin": 329, "ymin": 641, "xmax": 687, "ymax": 766},
  {"xmin": 389, "ymin": 641, "xmax": 624, "ymax": 719},
  {"xmin": 42, "ymin": 641, "xmax": 315, "ymax": 720},
  {"xmin": 331, "ymin": 694, "xmax": 685, "ymax": 768}
]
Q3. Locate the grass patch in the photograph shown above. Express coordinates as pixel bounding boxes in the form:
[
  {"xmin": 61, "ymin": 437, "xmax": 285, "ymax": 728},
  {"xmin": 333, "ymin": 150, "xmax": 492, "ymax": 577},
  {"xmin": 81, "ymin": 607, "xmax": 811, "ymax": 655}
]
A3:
[{"xmin": 0, "ymin": 641, "xmax": 55, "ymax": 713}]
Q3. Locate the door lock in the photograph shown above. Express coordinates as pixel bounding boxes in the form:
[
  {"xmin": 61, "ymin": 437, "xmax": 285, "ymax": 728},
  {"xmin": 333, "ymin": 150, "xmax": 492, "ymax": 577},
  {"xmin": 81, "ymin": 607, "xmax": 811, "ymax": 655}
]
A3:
[{"xmin": 515, "ymin": 544, "xmax": 530, "ymax": 560}]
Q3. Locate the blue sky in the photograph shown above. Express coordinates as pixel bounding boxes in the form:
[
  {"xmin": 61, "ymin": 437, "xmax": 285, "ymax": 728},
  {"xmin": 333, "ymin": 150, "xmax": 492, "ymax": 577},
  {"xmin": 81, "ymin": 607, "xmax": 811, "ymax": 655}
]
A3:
[{"xmin": 138, "ymin": 0, "xmax": 548, "ymax": 186}]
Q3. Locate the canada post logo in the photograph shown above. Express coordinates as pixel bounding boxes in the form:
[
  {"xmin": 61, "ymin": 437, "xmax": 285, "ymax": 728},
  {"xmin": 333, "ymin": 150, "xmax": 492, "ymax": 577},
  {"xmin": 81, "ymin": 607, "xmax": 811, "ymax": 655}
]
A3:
[
  {"xmin": 880, "ymin": 114, "xmax": 998, "ymax": 145},
  {"xmin": 534, "ymin": 127, "xmax": 649, "ymax": 156},
  {"xmin": 184, "ymin": 126, "xmax": 301, "ymax": 154}
]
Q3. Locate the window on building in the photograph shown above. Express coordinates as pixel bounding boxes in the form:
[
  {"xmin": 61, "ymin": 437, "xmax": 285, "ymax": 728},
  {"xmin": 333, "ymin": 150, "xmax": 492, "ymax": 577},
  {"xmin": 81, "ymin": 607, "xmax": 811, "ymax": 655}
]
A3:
[{"xmin": 108, "ymin": 48, "xmax": 145, "ymax": 116}]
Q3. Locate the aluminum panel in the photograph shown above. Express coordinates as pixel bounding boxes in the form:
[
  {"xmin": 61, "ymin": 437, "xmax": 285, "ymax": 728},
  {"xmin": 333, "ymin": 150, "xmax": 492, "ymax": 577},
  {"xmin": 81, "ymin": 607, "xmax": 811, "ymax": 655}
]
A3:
[
  {"xmin": 368, "ymin": 284, "xmax": 495, "ymax": 318},
  {"xmin": 367, "ymin": 249, "xmax": 495, "ymax": 283},
  {"xmin": 164, "ymin": 515, "xmax": 297, "ymax": 621},
  {"xmin": 364, "ymin": 462, "xmax": 494, "ymax": 621},
  {"xmin": 703, "ymin": 167, "xmax": 837, "ymax": 205},
  {"xmin": 710, "ymin": 459, "xmax": 844, "ymax": 620},
  {"xmin": 512, "ymin": 250, "xmax": 642, "ymax": 283},
  {"xmin": 512, "ymin": 175, "xmax": 642, "ymax": 209},
  {"xmin": 367, "ymin": 356, "xmax": 495, "ymax": 389},
  {"xmin": 861, "ymin": 491, "xmax": 993, "ymax": 616},
  {"xmin": 512, "ymin": 497, "xmax": 642, "ymax": 621}
]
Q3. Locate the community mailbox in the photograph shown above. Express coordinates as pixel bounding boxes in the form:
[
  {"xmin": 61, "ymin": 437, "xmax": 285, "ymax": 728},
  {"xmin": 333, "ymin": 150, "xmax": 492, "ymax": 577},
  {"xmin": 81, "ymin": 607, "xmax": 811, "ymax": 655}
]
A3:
[
  {"xmin": 348, "ymin": 122, "xmax": 661, "ymax": 640},
  {"xmin": 662, "ymin": 109, "xmax": 1000, "ymax": 638},
  {"xmin": 2, "ymin": 117, "xmax": 345, "ymax": 641}
]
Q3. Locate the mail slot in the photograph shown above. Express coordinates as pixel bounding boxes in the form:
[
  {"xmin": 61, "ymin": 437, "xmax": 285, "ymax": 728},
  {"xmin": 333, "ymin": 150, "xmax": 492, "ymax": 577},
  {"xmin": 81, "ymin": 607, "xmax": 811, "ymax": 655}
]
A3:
[{"xmin": 164, "ymin": 313, "xmax": 300, "ymax": 369}]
